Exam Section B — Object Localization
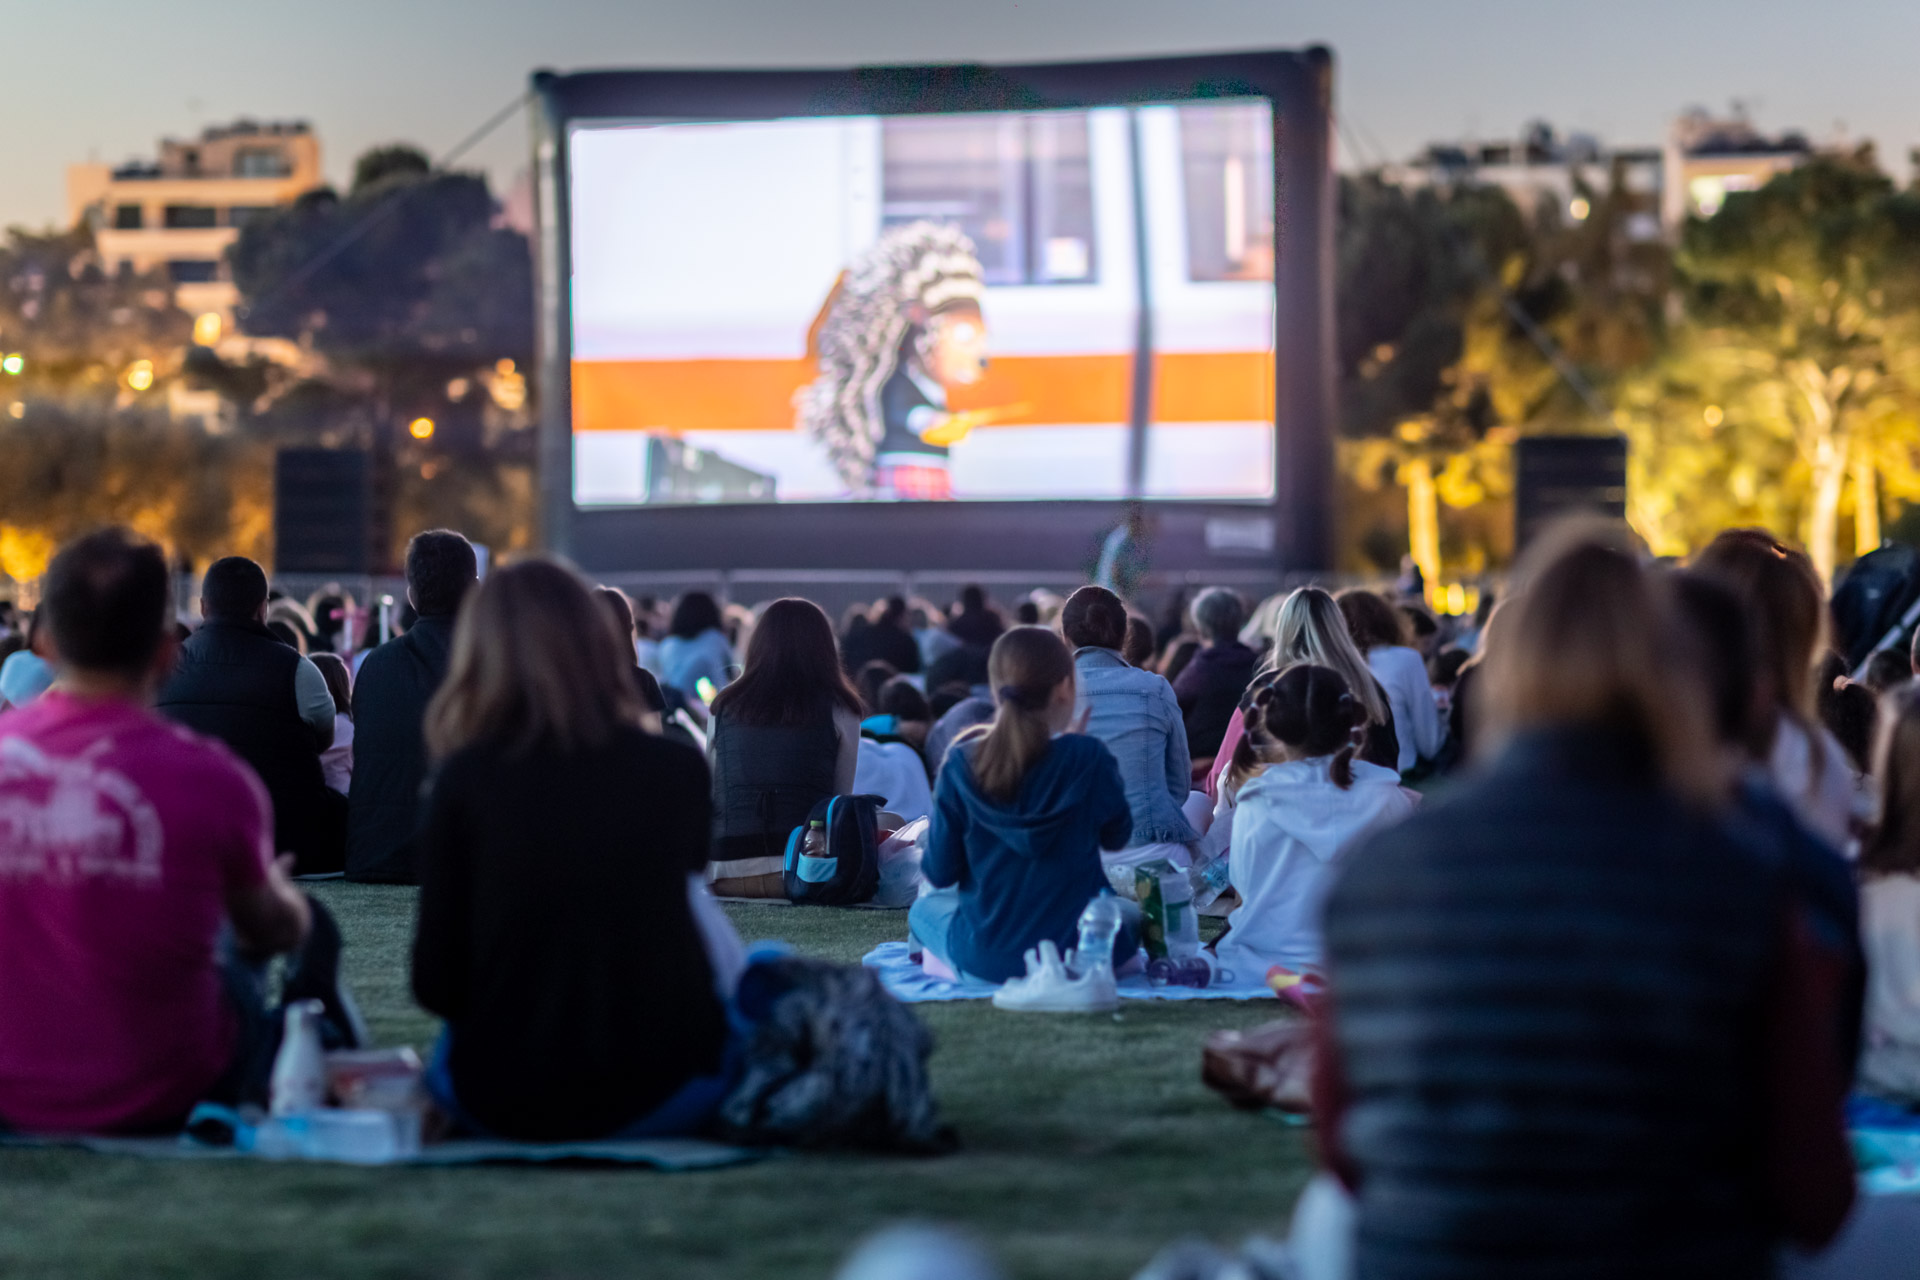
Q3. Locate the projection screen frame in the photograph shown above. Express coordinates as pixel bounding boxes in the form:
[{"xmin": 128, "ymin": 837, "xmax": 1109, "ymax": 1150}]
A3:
[{"xmin": 531, "ymin": 49, "xmax": 1336, "ymax": 574}]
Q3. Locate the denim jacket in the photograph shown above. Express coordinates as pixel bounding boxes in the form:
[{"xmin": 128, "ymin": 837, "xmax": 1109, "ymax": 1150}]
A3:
[{"xmin": 1072, "ymin": 647, "xmax": 1197, "ymax": 847}]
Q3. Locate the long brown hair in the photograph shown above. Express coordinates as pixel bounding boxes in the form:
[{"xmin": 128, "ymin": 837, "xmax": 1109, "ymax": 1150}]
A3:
[
  {"xmin": 1864, "ymin": 686, "xmax": 1920, "ymax": 875},
  {"xmin": 424, "ymin": 559, "xmax": 643, "ymax": 760},
  {"xmin": 709, "ymin": 597, "xmax": 862, "ymax": 727},
  {"xmin": 1479, "ymin": 523, "xmax": 1717, "ymax": 804},
  {"xmin": 1335, "ymin": 588, "xmax": 1409, "ymax": 652},
  {"xmin": 966, "ymin": 626, "xmax": 1075, "ymax": 803},
  {"xmin": 1691, "ymin": 529, "xmax": 1825, "ymax": 728}
]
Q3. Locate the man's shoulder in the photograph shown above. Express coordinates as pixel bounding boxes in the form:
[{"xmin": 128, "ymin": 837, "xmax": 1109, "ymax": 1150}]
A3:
[{"xmin": 46, "ymin": 707, "xmax": 261, "ymax": 796}]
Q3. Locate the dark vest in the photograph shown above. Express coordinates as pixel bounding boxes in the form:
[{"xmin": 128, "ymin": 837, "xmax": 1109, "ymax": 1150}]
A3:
[
  {"xmin": 709, "ymin": 704, "xmax": 838, "ymax": 864},
  {"xmin": 1322, "ymin": 729, "xmax": 1782, "ymax": 1280},
  {"xmin": 158, "ymin": 618, "xmax": 343, "ymax": 872},
  {"xmin": 345, "ymin": 615, "xmax": 455, "ymax": 884}
]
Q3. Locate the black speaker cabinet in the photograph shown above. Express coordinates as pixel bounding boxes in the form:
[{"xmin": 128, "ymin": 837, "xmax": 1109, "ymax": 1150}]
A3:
[
  {"xmin": 273, "ymin": 449, "xmax": 387, "ymax": 574},
  {"xmin": 1514, "ymin": 435, "xmax": 1628, "ymax": 552}
]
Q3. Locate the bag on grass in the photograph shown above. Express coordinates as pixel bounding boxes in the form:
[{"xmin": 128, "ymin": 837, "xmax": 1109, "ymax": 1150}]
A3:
[
  {"xmin": 720, "ymin": 956, "xmax": 954, "ymax": 1152},
  {"xmin": 783, "ymin": 794, "xmax": 885, "ymax": 906}
]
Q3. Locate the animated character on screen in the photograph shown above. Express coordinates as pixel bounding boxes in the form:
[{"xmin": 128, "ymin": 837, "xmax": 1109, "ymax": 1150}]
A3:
[{"xmin": 797, "ymin": 221, "xmax": 1004, "ymax": 500}]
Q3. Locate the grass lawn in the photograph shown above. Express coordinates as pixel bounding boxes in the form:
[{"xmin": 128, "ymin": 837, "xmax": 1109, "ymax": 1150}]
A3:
[{"xmin": 0, "ymin": 883, "xmax": 1312, "ymax": 1280}]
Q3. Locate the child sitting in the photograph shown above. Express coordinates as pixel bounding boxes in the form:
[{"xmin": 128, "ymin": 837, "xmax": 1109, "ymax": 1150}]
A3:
[
  {"xmin": 1213, "ymin": 664, "xmax": 1415, "ymax": 976},
  {"xmin": 1860, "ymin": 687, "xmax": 1920, "ymax": 1102},
  {"xmin": 912, "ymin": 626, "xmax": 1134, "ymax": 983}
]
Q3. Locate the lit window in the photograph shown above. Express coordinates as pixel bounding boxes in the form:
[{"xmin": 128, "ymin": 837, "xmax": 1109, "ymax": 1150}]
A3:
[
  {"xmin": 881, "ymin": 111, "xmax": 1097, "ymax": 286},
  {"xmin": 1179, "ymin": 103, "xmax": 1275, "ymax": 282}
]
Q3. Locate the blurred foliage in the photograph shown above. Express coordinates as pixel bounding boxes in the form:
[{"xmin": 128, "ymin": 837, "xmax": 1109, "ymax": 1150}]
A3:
[
  {"xmin": 1334, "ymin": 163, "xmax": 1664, "ymax": 583},
  {"xmin": 218, "ymin": 144, "xmax": 539, "ymax": 565},
  {"xmin": 1628, "ymin": 150, "xmax": 1920, "ymax": 578},
  {"xmin": 0, "ymin": 404, "xmax": 270, "ymax": 580},
  {"xmin": 0, "ymin": 225, "xmax": 191, "ymax": 398},
  {"xmin": 1336, "ymin": 147, "xmax": 1920, "ymax": 585}
]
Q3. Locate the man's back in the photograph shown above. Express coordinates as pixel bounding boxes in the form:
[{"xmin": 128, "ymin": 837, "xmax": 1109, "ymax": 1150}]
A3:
[
  {"xmin": 1322, "ymin": 729, "xmax": 1784, "ymax": 1279},
  {"xmin": 157, "ymin": 619, "xmax": 335, "ymax": 870},
  {"xmin": 346, "ymin": 615, "xmax": 454, "ymax": 883},
  {"xmin": 0, "ymin": 694, "xmax": 271, "ymax": 1133}
]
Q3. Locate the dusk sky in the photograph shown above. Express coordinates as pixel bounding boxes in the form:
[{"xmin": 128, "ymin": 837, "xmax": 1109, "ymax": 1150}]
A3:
[{"xmin": 5, "ymin": 0, "xmax": 1918, "ymax": 230}]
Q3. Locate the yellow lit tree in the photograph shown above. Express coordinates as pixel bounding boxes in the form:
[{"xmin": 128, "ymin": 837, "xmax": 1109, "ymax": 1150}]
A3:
[{"xmin": 1663, "ymin": 149, "xmax": 1920, "ymax": 580}]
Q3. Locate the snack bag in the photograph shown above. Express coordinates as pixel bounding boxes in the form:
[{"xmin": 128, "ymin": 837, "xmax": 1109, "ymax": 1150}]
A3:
[{"xmin": 1133, "ymin": 858, "xmax": 1200, "ymax": 960}]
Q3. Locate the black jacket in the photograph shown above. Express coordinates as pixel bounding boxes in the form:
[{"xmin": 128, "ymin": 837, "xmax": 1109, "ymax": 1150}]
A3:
[
  {"xmin": 346, "ymin": 614, "xmax": 455, "ymax": 883},
  {"xmin": 157, "ymin": 618, "xmax": 345, "ymax": 875},
  {"xmin": 1172, "ymin": 640, "xmax": 1258, "ymax": 759},
  {"xmin": 1323, "ymin": 728, "xmax": 1790, "ymax": 1279},
  {"xmin": 412, "ymin": 727, "xmax": 726, "ymax": 1140}
]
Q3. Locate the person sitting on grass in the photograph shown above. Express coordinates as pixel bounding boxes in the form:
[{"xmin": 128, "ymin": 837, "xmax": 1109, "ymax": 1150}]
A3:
[
  {"xmin": 1857, "ymin": 685, "xmax": 1920, "ymax": 1103},
  {"xmin": 0, "ymin": 528, "xmax": 359, "ymax": 1135},
  {"xmin": 1210, "ymin": 664, "xmax": 1413, "ymax": 979},
  {"xmin": 658, "ymin": 590, "xmax": 734, "ymax": 706},
  {"xmin": 1207, "ymin": 588, "xmax": 1399, "ymax": 797},
  {"xmin": 1061, "ymin": 585, "xmax": 1198, "ymax": 875},
  {"xmin": 309, "ymin": 651, "xmax": 355, "ymax": 795},
  {"xmin": 911, "ymin": 626, "xmax": 1134, "ymax": 983},
  {"xmin": 1172, "ymin": 587, "xmax": 1258, "ymax": 762},
  {"xmin": 347, "ymin": 529, "xmax": 477, "ymax": 883},
  {"xmin": 412, "ymin": 559, "xmax": 744, "ymax": 1142},
  {"xmin": 1307, "ymin": 526, "xmax": 1854, "ymax": 1275},
  {"xmin": 1337, "ymin": 587, "xmax": 1447, "ymax": 775},
  {"xmin": 706, "ymin": 598, "xmax": 863, "ymax": 898},
  {"xmin": 157, "ymin": 556, "xmax": 346, "ymax": 876}
]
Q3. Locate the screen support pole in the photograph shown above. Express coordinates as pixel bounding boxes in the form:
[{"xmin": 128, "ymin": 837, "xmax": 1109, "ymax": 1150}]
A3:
[
  {"xmin": 530, "ymin": 71, "xmax": 575, "ymax": 559},
  {"xmin": 1123, "ymin": 107, "xmax": 1154, "ymax": 502}
]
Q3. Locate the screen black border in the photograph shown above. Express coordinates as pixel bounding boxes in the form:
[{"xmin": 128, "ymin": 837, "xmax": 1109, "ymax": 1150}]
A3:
[{"xmin": 531, "ymin": 49, "xmax": 1336, "ymax": 575}]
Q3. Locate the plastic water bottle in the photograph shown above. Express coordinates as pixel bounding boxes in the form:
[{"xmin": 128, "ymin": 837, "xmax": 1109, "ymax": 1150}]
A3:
[
  {"xmin": 1075, "ymin": 892, "xmax": 1125, "ymax": 978},
  {"xmin": 1186, "ymin": 851, "xmax": 1231, "ymax": 911},
  {"xmin": 269, "ymin": 999, "xmax": 328, "ymax": 1117},
  {"xmin": 802, "ymin": 819, "xmax": 827, "ymax": 860}
]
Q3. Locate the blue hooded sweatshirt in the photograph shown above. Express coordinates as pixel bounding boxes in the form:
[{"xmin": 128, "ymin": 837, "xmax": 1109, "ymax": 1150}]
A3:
[{"xmin": 924, "ymin": 732, "xmax": 1132, "ymax": 982}]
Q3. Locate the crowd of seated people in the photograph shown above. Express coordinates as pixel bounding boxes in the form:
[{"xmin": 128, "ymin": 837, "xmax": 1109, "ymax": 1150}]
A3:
[{"xmin": 6, "ymin": 524, "xmax": 1920, "ymax": 1272}]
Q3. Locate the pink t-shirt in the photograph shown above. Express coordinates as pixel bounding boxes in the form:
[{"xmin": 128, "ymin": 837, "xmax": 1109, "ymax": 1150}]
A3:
[{"xmin": 0, "ymin": 693, "xmax": 272, "ymax": 1133}]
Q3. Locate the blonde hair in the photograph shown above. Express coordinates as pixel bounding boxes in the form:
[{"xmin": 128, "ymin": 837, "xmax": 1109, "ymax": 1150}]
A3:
[
  {"xmin": 1266, "ymin": 587, "xmax": 1389, "ymax": 726},
  {"xmin": 424, "ymin": 559, "xmax": 644, "ymax": 760},
  {"xmin": 1479, "ymin": 523, "xmax": 1717, "ymax": 804},
  {"xmin": 1865, "ymin": 686, "xmax": 1920, "ymax": 876},
  {"xmin": 964, "ymin": 626, "xmax": 1075, "ymax": 803}
]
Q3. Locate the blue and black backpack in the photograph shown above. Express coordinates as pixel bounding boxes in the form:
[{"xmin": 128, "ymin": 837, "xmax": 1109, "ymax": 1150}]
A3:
[{"xmin": 783, "ymin": 794, "xmax": 885, "ymax": 906}]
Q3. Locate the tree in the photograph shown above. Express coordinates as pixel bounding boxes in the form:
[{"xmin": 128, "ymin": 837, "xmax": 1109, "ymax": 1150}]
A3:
[
  {"xmin": 1665, "ymin": 150, "xmax": 1920, "ymax": 580},
  {"xmin": 0, "ymin": 403, "xmax": 270, "ymax": 581},
  {"xmin": 0, "ymin": 225, "xmax": 190, "ymax": 400},
  {"xmin": 217, "ymin": 145, "xmax": 538, "ymax": 560}
]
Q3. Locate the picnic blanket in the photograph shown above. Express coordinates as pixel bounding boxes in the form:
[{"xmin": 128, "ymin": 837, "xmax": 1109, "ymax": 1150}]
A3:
[
  {"xmin": 1850, "ymin": 1095, "xmax": 1920, "ymax": 1195},
  {"xmin": 0, "ymin": 1127, "xmax": 761, "ymax": 1170},
  {"xmin": 861, "ymin": 941, "xmax": 1274, "ymax": 1004}
]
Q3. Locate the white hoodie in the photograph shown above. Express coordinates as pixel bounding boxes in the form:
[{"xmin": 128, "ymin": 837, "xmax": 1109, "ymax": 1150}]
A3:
[{"xmin": 1215, "ymin": 756, "xmax": 1416, "ymax": 976}]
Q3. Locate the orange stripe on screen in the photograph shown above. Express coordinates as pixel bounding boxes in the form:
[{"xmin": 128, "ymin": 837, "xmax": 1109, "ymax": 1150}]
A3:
[{"xmin": 571, "ymin": 352, "xmax": 1274, "ymax": 433}]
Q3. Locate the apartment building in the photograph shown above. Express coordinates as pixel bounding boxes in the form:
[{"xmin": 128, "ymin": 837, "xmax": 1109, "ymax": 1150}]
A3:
[{"xmin": 67, "ymin": 120, "xmax": 322, "ymax": 320}]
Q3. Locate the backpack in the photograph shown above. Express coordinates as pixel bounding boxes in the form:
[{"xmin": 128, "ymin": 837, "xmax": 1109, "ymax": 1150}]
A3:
[{"xmin": 783, "ymin": 794, "xmax": 886, "ymax": 905}]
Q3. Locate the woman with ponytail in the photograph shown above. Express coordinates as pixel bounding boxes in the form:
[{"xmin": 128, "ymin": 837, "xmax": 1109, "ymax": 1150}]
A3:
[
  {"xmin": 1212, "ymin": 665, "xmax": 1414, "ymax": 977},
  {"xmin": 912, "ymin": 627, "xmax": 1134, "ymax": 983}
]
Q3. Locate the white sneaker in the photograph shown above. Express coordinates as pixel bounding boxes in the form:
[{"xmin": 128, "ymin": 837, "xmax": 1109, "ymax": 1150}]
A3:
[{"xmin": 991, "ymin": 941, "xmax": 1119, "ymax": 1013}]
